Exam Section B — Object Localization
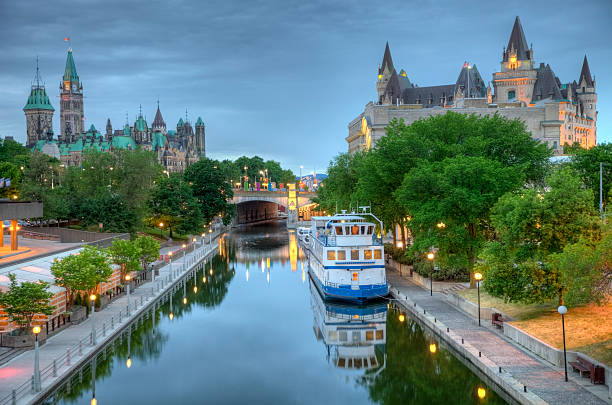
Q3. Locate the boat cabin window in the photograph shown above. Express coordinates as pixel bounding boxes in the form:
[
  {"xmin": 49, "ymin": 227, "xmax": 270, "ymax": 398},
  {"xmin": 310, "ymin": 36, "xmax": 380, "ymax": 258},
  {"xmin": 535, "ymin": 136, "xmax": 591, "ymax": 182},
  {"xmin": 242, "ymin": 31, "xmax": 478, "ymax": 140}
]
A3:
[
  {"xmin": 351, "ymin": 249, "xmax": 359, "ymax": 260},
  {"xmin": 364, "ymin": 250, "xmax": 372, "ymax": 260},
  {"xmin": 352, "ymin": 331, "xmax": 360, "ymax": 342},
  {"xmin": 368, "ymin": 225, "xmax": 373, "ymax": 234},
  {"xmin": 345, "ymin": 226, "xmax": 350, "ymax": 235},
  {"xmin": 366, "ymin": 331, "xmax": 374, "ymax": 341},
  {"xmin": 351, "ymin": 225, "xmax": 359, "ymax": 235},
  {"xmin": 376, "ymin": 330, "xmax": 384, "ymax": 339},
  {"xmin": 337, "ymin": 250, "xmax": 346, "ymax": 260},
  {"xmin": 337, "ymin": 358, "xmax": 345, "ymax": 367},
  {"xmin": 361, "ymin": 225, "xmax": 366, "ymax": 234},
  {"xmin": 339, "ymin": 331, "xmax": 348, "ymax": 342},
  {"xmin": 327, "ymin": 250, "xmax": 335, "ymax": 260},
  {"xmin": 328, "ymin": 331, "xmax": 337, "ymax": 341},
  {"xmin": 335, "ymin": 226, "xmax": 343, "ymax": 235},
  {"xmin": 374, "ymin": 249, "xmax": 382, "ymax": 259}
]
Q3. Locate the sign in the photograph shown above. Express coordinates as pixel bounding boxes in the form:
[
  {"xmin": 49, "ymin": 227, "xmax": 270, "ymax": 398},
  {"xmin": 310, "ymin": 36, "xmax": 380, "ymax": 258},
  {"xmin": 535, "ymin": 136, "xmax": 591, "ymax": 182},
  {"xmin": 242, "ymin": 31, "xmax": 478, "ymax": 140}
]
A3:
[
  {"xmin": 288, "ymin": 183, "xmax": 297, "ymax": 211},
  {"xmin": 99, "ymin": 223, "xmax": 103, "ymax": 229}
]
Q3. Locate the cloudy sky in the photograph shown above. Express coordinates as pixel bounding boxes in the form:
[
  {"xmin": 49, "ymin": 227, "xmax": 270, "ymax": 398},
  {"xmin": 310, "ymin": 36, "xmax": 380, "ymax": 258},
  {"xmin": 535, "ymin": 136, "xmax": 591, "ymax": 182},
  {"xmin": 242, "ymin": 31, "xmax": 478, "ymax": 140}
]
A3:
[{"xmin": 1, "ymin": 0, "xmax": 610, "ymax": 174}]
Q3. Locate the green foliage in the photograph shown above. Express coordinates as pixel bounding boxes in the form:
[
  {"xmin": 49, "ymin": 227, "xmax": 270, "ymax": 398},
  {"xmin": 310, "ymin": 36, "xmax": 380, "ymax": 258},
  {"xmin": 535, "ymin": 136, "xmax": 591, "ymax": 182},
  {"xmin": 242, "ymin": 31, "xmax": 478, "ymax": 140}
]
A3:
[
  {"xmin": 566, "ymin": 142, "xmax": 612, "ymax": 211},
  {"xmin": 0, "ymin": 161, "xmax": 21, "ymax": 199},
  {"xmin": 314, "ymin": 152, "xmax": 364, "ymax": 213},
  {"xmin": 134, "ymin": 236, "xmax": 160, "ymax": 270},
  {"xmin": 0, "ymin": 138, "xmax": 30, "ymax": 168},
  {"xmin": 184, "ymin": 158, "xmax": 234, "ymax": 224},
  {"xmin": 51, "ymin": 245, "xmax": 113, "ymax": 307},
  {"xmin": 481, "ymin": 167, "xmax": 601, "ymax": 303},
  {"xmin": 0, "ymin": 274, "xmax": 55, "ymax": 331},
  {"xmin": 107, "ymin": 239, "xmax": 141, "ymax": 279},
  {"xmin": 149, "ymin": 174, "xmax": 204, "ymax": 238}
]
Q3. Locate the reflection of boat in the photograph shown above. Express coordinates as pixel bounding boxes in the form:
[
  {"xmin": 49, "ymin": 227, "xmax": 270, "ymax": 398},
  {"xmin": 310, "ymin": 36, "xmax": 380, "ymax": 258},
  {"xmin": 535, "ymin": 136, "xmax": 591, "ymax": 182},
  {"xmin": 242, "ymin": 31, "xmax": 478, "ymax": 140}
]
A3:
[
  {"xmin": 310, "ymin": 277, "xmax": 387, "ymax": 372},
  {"xmin": 308, "ymin": 210, "xmax": 388, "ymax": 302}
]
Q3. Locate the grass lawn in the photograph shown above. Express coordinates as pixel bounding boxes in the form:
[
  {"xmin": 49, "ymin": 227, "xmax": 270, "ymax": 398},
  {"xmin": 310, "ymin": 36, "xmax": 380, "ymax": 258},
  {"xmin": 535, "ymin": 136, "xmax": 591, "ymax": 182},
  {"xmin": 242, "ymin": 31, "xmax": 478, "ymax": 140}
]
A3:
[
  {"xmin": 141, "ymin": 227, "xmax": 189, "ymax": 241},
  {"xmin": 457, "ymin": 289, "xmax": 612, "ymax": 367}
]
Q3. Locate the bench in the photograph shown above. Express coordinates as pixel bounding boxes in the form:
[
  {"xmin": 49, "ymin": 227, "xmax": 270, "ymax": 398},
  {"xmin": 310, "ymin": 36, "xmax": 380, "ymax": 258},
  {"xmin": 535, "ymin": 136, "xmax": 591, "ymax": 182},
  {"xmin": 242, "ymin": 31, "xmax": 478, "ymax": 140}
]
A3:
[
  {"xmin": 569, "ymin": 356, "xmax": 592, "ymax": 377},
  {"xmin": 491, "ymin": 313, "xmax": 504, "ymax": 328}
]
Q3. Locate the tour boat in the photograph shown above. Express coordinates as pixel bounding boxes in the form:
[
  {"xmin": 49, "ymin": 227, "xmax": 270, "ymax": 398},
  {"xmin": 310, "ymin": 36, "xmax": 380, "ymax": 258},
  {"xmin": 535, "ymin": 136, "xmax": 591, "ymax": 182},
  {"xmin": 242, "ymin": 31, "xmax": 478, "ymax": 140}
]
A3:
[
  {"xmin": 306, "ymin": 208, "xmax": 388, "ymax": 302},
  {"xmin": 309, "ymin": 278, "xmax": 387, "ymax": 372}
]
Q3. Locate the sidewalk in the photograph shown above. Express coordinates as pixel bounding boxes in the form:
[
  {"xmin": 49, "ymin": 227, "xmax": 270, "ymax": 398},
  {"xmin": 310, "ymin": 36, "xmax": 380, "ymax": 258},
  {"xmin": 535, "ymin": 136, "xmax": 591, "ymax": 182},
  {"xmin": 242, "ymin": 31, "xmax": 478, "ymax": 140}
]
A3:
[
  {"xmin": 0, "ymin": 231, "xmax": 223, "ymax": 405},
  {"xmin": 387, "ymin": 269, "xmax": 610, "ymax": 405}
]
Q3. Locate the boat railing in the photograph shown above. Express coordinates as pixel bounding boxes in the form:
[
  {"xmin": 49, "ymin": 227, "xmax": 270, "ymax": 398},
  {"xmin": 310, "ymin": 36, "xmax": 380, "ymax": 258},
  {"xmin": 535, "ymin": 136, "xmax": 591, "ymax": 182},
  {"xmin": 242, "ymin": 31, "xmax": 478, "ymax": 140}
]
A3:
[{"xmin": 326, "ymin": 311, "xmax": 382, "ymax": 321}]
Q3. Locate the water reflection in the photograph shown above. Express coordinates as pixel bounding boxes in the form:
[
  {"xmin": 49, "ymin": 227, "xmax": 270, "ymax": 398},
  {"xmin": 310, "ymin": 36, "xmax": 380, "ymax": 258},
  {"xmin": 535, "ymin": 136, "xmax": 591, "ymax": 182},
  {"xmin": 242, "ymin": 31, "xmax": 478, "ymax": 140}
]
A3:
[{"xmin": 310, "ymin": 278, "xmax": 387, "ymax": 375}]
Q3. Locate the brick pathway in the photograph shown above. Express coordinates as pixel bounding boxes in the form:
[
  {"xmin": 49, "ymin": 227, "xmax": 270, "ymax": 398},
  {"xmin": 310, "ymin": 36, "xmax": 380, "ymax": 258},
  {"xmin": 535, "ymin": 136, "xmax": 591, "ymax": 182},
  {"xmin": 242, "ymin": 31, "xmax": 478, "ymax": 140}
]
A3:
[
  {"xmin": 388, "ymin": 270, "xmax": 610, "ymax": 405},
  {"xmin": 0, "ymin": 233, "xmax": 222, "ymax": 405}
]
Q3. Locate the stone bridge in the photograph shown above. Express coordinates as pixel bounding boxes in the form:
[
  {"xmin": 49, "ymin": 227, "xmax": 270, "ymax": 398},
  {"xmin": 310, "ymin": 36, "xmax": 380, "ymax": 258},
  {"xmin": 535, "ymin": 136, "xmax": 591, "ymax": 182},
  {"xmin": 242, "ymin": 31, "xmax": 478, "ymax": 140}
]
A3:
[{"xmin": 230, "ymin": 190, "xmax": 316, "ymax": 227}]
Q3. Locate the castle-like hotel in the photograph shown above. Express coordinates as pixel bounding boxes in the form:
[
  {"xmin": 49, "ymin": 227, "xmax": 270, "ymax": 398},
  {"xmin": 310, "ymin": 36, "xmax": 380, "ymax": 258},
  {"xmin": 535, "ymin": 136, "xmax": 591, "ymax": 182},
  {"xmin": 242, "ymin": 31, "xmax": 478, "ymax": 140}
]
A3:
[
  {"xmin": 23, "ymin": 49, "xmax": 205, "ymax": 171},
  {"xmin": 347, "ymin": 17, "xmax": 597, "ymax": 154}
]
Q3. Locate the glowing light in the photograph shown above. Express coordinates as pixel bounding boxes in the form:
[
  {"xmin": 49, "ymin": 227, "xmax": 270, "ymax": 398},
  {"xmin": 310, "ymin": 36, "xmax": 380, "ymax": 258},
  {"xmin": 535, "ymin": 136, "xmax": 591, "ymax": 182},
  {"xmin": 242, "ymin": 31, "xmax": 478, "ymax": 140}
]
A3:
[
  {"xmin": 302, "ymin": 269, "xmax": 305, "ymax": 283},
  {"xmin": 126, "ymin": 357, "xmax": 132, "ymax": 368},
  {"xmin": 193, "ymin": 286, "xmax": 198, "ymax": 293},
  {"xmin": 32, "ymin": 326, "xmax": 41, "ymax": 334},
  {"xmin": 474, "ymin": 272, "xmax": 483, "ymax": 281},
  {"xmin": 477, "ymin": 388, "xmax": 486, "ymax": 399},
  {"xmin": 436, "ymin": 222, "xmax": 446, "ymax": 229},
  {"xmin": 209, "ymin": 269, "xmax": 213, "ymax": 276},
  {"xmin": 353, "ymin": 314, "xmax": 359, "ymax": 319},
  {"xmin": 427, "ymin": 252, "xmax": 435, "ymax": 260},
  {"xmin": 125, "ymin": 275, "xmax": 131, "ymax": 281},
  {"xmin": 246, "ymin": 269, "xmax": 249, "ymax": 282},
  {"xmin": 90, "ymin": 294, "xmax": 96, "ymax": 301},
  {"xmin": 203, "ymin": 276, "xmax": 207, "ymax": 283},
  {"xmin": 266, "ymin": 271, "xmax": 270, "ymax": 284},
  {"xmin": 159, "ymin": 222, "xmax": 164, "ymax": 228},
  {"xmin": 91, "ymin": 398, "xmax": 97, "ymax": 405},
  {"xmin": 429, "ymin": 343, "xmax": 437, "ymax": 354},
  {"xmin": 183, "ymin": 297, "xmax": 187, "ymax": 305},
  {"xmin": 169, "ymin": 312, "xmax": 174, "ymax": 320},
  {"xmin": 168, "ymin": 251, "xmax": 173, "ymax": 257},
  {"xmin": 182, "ymin": 244, "xmax": 186, "ymax": 249},
  {"xmin": 266, "ymin": 257, "xmax": 270, "ymax": 269},
  {"xmin": 378, "ymin": 74, "xmax": 383, "ymax": 79},
  {"xmin": 398, "ymin": 314, "xmax": 405, "ymax": 322},
  {"xmin": 396, "ymin": 241, "xmax": 403, "ymax": 248}
]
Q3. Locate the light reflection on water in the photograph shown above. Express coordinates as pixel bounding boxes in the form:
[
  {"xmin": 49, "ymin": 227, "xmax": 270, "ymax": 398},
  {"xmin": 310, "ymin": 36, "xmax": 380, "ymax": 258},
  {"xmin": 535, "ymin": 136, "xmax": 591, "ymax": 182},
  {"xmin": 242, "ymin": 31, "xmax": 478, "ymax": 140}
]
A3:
[{"xmin": 44, "ymin": 223, "xmax": 507, "ymax": 405}]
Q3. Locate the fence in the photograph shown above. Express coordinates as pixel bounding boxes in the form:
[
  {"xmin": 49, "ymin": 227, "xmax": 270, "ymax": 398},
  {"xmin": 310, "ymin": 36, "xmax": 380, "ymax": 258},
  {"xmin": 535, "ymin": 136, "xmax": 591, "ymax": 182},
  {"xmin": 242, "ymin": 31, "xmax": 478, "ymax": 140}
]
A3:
[{"xmin": 24, "ymin": 227, "xmax": 128, "ymax": 244}]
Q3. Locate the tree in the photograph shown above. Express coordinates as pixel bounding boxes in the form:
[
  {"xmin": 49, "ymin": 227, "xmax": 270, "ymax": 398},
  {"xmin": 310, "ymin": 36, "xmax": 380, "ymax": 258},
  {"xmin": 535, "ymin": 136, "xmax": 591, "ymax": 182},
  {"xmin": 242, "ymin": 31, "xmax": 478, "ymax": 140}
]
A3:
[
  {"xmin": 0, "ymin": 162, "xmax": 21, "ymax": 199},
  {"xmin": 107, "ymin": 239, "xmax": 141, "ymax": 281},
  {"xmin": 480, "ymin": 167, "xmax": 601, "ymax": 303},
  {"xmin": 0, "ymin": 274, "xmax": 55, "ymax": 332},
  {"xmin": 134, "ymin": 236, "xmax": 160, "ymax": 271},
  {"xmin": 184, "ymin": 158, "xmax": 234, "ymax": 224},
  {"xmin": 51, "ymin": 245, "xmax": 113, "ymax": 307},
  {"xmin": 149, "ymin": 174, "xmax": 204, "ymax": 238},
  {"xmin": 314, "ymin": 152, "xmax": 364, "ymax": 214},
  {"xmin": 566, "ymin": 143, "xmax": 612, "ymax": 211},
  {"xmin": 0, "ymin": 138, "xmax": 30, "ymax": 168}
]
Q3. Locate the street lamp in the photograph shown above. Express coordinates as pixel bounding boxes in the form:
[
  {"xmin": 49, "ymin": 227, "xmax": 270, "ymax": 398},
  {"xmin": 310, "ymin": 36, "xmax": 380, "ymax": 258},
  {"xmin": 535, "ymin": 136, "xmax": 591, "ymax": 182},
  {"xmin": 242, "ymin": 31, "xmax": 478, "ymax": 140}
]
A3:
[
  {"xmin": 427, "ymin": 251, "xmax": 435, "ymax": 296},
  {"xmin": 90, "ymin": 294, "xmax": 97, "ymax": 345},
  {"xmin": 398, "ymin": 313, "xmax": 405, "ymax": 323},
  {"xmin": 168, "ymin": 251, "xmax": 173, "ymax": 279},
  {"xmin": 477, "ymin": 387, "xmax": 486, "ymax": 399},
  {"xmin": 558, "ymin": 305, "xmax": 568, "ymax": 382},
  {"xmin": 125, "ymin": 275, "xmax": 131, "ymax": 316},
  {"xmin": 126, "ymin": 329, "xmax": 132, "ymax": 368},
  {"xmin": 429, "ymin": 343, "xmax": 437, "ymax": 354},
  {"xmin": 474, "ymin": 272, "xmax": 483, "ymax": 326},
  {"xmin": 169, "ymin": 289, "xmax": 174, "ymax": 320},
  {"xmin": 33, "ymin": 325, "xmax": 41, "ymax": 392},
  {"xmin": 158, "ymin": 222, "xmax": 164, "ymax": 239}
]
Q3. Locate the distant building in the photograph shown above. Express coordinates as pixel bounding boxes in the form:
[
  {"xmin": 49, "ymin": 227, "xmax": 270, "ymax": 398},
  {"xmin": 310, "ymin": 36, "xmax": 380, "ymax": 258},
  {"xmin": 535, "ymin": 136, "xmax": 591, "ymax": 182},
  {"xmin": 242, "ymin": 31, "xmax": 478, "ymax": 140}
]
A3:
[
  {"xmin": 348, "ymin": 17, "xmax": 597, "ymax": 154},
  {"xmin": 25, "ymin": 49, "xmax": 206, "ymax": 171}
]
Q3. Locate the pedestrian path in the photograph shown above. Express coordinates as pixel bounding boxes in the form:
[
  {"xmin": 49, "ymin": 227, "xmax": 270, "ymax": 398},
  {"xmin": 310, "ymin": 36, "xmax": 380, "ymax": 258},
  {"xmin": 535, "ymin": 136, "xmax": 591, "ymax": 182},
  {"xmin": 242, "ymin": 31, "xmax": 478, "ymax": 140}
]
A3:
[
  {"xmin": 0, "ymin": 233, "xmax": 222, "ymax": 405},
  {"xmin": 387, "ymin": 270, "xmax": 610, "ymax": 405}
]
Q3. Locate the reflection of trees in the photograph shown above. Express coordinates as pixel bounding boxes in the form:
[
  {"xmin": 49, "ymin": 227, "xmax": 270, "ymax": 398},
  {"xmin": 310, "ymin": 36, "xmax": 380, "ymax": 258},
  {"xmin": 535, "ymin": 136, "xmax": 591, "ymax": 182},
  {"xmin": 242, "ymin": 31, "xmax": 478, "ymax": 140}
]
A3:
[{"xmin": 362, "ymin": 309, "xmax": 507, "ymax": 405}]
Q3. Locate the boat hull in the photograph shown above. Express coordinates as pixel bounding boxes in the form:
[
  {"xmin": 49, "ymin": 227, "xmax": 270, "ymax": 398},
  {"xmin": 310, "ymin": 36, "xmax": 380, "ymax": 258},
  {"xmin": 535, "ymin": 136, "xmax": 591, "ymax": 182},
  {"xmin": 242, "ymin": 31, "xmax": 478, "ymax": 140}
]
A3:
[{"xmin": 308, "ymin": 268, "xmax": 388, "ymax": 303}]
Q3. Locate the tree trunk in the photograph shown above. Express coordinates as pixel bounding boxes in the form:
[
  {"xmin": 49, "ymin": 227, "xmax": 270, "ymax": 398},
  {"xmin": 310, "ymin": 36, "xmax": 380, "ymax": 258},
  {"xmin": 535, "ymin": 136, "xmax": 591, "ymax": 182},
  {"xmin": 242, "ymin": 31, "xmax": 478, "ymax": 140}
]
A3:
[
  {"xmin": 392, "ymin": 223, "xmax": 397, "ymax": 247},
  {"xmin": 401, "ymin": 223, "xmax": 406, "ymax": 249},
  {"xmin": 169, "ymin": 226, "xmax": 173, "ymax": 239}
]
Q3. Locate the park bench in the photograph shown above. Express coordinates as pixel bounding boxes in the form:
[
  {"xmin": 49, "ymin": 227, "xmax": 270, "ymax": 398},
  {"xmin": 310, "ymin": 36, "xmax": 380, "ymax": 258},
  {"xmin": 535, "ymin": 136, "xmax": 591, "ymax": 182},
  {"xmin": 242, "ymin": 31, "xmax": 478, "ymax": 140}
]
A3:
[
  {"xmin": 491, "ymin": 313, "xmax": 504, "ymax": 328},
  {"xmin": 569, "ymin": 356, "xmax": 606, "ymax": 384}
]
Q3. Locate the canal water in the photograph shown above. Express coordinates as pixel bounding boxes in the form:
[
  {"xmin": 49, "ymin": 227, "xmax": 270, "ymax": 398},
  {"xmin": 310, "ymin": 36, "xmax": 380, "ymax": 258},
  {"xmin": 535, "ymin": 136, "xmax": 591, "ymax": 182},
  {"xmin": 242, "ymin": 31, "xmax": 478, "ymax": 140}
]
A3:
[{"xmin": 43, "ymin": 224, "xmax": 507, "ymax": 404}]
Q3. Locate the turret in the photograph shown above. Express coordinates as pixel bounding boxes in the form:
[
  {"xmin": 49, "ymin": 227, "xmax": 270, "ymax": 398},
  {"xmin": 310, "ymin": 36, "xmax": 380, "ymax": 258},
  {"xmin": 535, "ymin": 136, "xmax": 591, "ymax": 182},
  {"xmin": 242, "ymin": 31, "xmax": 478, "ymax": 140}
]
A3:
[
  {"xmin": 59, "ymin": 49, "xmax": 84, "ymax": 143},
  {"xmin": 24, "ymin": 59, "xmax": 54, "ymax": 147},
  {"xmin": 376, "ymin": 42, "xmax": 397, "ymax": 104},
  {"xmin": 106, "ymin": 118, "xmax": 112, "ymax": 140},
  {"xmin": 577, "ymin": 55, "xmax": 597, "ymax": 120},
  {"xmin": 501, "ymin": 17, "xmax": 534, "ymax": 72},
  {"xmin": 195, "ymin": 116, "xmax": 206, "ymax": 157}
]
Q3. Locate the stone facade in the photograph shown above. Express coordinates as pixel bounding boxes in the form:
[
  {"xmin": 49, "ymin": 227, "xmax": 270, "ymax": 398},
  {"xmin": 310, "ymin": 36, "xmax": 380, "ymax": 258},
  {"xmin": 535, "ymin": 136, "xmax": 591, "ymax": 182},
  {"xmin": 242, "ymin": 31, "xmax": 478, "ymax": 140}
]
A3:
[
  {"xmin": 348, "ymin": 17, "xmax": 597, "ymax": 154},
  {"xmin": 26, "ymin": 49, "xmax": 206, "ymax": 171}
]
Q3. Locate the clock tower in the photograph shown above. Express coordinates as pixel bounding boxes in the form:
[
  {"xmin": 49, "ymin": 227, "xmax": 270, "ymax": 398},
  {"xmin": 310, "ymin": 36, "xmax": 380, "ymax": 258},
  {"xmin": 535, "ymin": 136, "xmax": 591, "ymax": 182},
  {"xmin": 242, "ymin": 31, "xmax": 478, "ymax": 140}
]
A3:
[{"xmin": 59, "ymin": 48, "xmax": 83, "ymax": 143}]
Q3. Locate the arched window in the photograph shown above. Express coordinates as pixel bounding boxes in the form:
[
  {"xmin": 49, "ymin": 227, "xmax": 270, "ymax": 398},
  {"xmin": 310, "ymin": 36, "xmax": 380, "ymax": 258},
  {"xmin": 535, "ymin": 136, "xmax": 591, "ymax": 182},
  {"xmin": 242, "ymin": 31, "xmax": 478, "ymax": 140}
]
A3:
[{"xmin": 508, "ymin": 90, "xmax": 516, "ymax": 100}]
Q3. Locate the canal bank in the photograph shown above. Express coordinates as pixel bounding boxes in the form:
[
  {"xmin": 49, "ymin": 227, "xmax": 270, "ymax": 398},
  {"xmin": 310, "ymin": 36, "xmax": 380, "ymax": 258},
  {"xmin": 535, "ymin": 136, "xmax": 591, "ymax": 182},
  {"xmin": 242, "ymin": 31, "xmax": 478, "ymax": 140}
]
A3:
[
  {"xmin": 387, "ymin": 270, "xmax": 610, "ymax": 405},
  {"xmin": 0, "ymin": 229, "xmax": 225, "ymax": 405}
]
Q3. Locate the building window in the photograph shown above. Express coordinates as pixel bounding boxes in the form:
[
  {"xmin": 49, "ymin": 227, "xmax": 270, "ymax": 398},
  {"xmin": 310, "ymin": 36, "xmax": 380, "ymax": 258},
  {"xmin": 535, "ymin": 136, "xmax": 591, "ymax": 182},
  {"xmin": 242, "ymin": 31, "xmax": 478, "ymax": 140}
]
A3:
[{"xmin": 508, "ymin": 90, "xmax": 516, "ymax": 100}]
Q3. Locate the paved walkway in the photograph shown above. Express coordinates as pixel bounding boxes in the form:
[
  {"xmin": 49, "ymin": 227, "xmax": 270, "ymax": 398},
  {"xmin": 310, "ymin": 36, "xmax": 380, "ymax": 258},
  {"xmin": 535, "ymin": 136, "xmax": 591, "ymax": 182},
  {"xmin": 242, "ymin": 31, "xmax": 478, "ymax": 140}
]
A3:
[
  {"xmin": 0, "ymin": 232, "xmax": 223, "ymax": 405},
  {"xmin": 387, "ymin": 269, "xmax": 610, "ymax": 405}
]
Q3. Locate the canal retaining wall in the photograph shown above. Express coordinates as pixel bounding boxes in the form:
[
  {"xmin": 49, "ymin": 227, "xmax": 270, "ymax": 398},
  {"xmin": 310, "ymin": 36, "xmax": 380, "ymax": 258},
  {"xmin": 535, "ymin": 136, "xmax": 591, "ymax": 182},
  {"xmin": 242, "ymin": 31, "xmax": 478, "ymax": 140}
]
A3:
[{"xmin": 390, "ymin": 287, "xmax": 548, "ymax": 405}]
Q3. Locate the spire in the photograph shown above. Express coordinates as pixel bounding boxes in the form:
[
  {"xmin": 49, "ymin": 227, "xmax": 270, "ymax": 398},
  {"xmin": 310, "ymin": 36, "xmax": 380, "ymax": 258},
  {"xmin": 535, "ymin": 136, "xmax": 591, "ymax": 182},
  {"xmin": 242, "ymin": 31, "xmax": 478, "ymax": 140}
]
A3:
[
  {"xmin": 63, "ymin": 49, "xmax": 79, "ymax": 82},
  {"xmin": 34, "ymin": 56, "xmax": 42, "ymax": 87},
  {"xmin": 506, "ymin": 16, "xmax": 530, "ymax": 60},
  {"xmin": 152, "ymin": 103, "xmax": 166, "ymax": 129},
  {"xmin": 24, "ymin": 60, "xmax": 54, "ymax": 112},
  {"xmin": 380, "ymin": 42, "xmax": 394, "ymax": 74},
  {"xmin": 579, "ymin": 55, "xmax": 594, "ymax": 87}
]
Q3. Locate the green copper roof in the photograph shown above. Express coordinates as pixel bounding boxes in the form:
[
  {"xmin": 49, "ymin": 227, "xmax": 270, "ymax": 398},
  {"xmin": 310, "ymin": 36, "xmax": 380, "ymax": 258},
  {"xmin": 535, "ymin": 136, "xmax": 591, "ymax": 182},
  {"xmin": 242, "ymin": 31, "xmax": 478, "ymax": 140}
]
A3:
[
  {"xmin": 151, "ymin": 131, "xmax": 167, "ymax": 150},
  {"xmin": 89, "ymin": 124, "xmax": 96, "ymax": 132},
  {"xmin": 177, "ymin": 118, "xmax": 184, "ymax": 127},
  {"xmin": 195, "ymin": 117, "xmax": 204, "ymax": 126},
  {"xmin": 135, "ymin": 115, "xmax": 147, "ymax": 132},
  {"xmin": 23, "ymin": 87, "xmax": 55, "ymax": 111},
  {"xmin": 112, "ymin": 136, "xmax": 136, "ymax": 150},
  {"xmin": 63, "ymin": 50, "xmax": 79, "ymax": 82},
  {"xmin": 69, "ymin": 139, "xmax": 84, "ymax": 152},
  {"xmin": 123, "ymin": 124, "xmax": 131, "ymax": 136}
]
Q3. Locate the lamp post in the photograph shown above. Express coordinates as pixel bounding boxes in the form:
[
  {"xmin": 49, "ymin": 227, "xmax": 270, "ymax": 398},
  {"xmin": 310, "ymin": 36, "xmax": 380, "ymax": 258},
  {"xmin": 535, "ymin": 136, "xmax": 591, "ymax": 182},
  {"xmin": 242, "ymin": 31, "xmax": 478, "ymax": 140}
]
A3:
[
  {"xmin": 125, "ymin": 275, "xmax": 131, "ymax": 316},
  {"xmin": 243, "ymin": 165, "xmax": 248, "ymax": 189},
  {"xmin": 126, "ymin": 328, "xmax": 132, "ymax": 369},
  {"xmin": 201, "ymin": 233, "xmax": 205, "ymax": 248},
  {"xmin": 427, "ymin": 251, "xmax": 435, "ymax": 296},
  {"xmin": 168, "ymin": 251, "xmax": 173, "ymax": 279},
  {"xmin": 429, "ymin": 342, "xmax": 437, "ymax": 354},
  {"xmin": 91, "ymin": 356, "xmax": 97, "ymax": 405},
  {"xmin": 158, "ymin": 222, "xmax": 164, "ymax": 239},
  {"xmin": 209, "ymin": 228, "xmax": 213, "ymax": 245},
  {"xmin": 33, "ymin": 326, "xmax": 41, "ymax": 392},
  {"xmin": 183, "ymin": 281, "xmax": 187, "ymax": 305},
  {"xmin": 558, "ymin": 305, "xmax": 568, "ymax": 382},
  {"xmin": 169, "ymin": 289, "xmax": 174, "ymax": 320},
  {"xmin": 474, "ymin": 272, "xmax": 483, "ymax": 326},
  {"xmin": 90, "ymin": 294, "xmax": 97, "ymax": 345}
]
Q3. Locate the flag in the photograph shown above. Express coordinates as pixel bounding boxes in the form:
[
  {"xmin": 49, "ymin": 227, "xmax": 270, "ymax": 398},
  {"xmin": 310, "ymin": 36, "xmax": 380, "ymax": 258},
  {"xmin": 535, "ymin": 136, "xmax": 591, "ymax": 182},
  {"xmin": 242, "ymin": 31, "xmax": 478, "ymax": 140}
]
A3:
[
  {"xmin": 463, "ymin": 61, "xmax": 470, "ymax": 69},
  {"xmin": 0, "ymin": 178, "xmax": 4, "ymax": 188},
  {"xmin": 64, "ymin": 37, "xmax": 70, "ymax": 42},
  {"xmin": 5, "ymin": 178, "xmax": 10, "ymax": 187}
]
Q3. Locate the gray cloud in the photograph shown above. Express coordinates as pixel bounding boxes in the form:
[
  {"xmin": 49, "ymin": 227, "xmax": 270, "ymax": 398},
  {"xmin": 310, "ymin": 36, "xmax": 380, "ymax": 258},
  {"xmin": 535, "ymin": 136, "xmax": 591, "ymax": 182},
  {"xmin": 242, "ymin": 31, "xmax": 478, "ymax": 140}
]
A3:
[{"xmin": 1, "ymin": 0, "xmax": 610, "ymax": 174}]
